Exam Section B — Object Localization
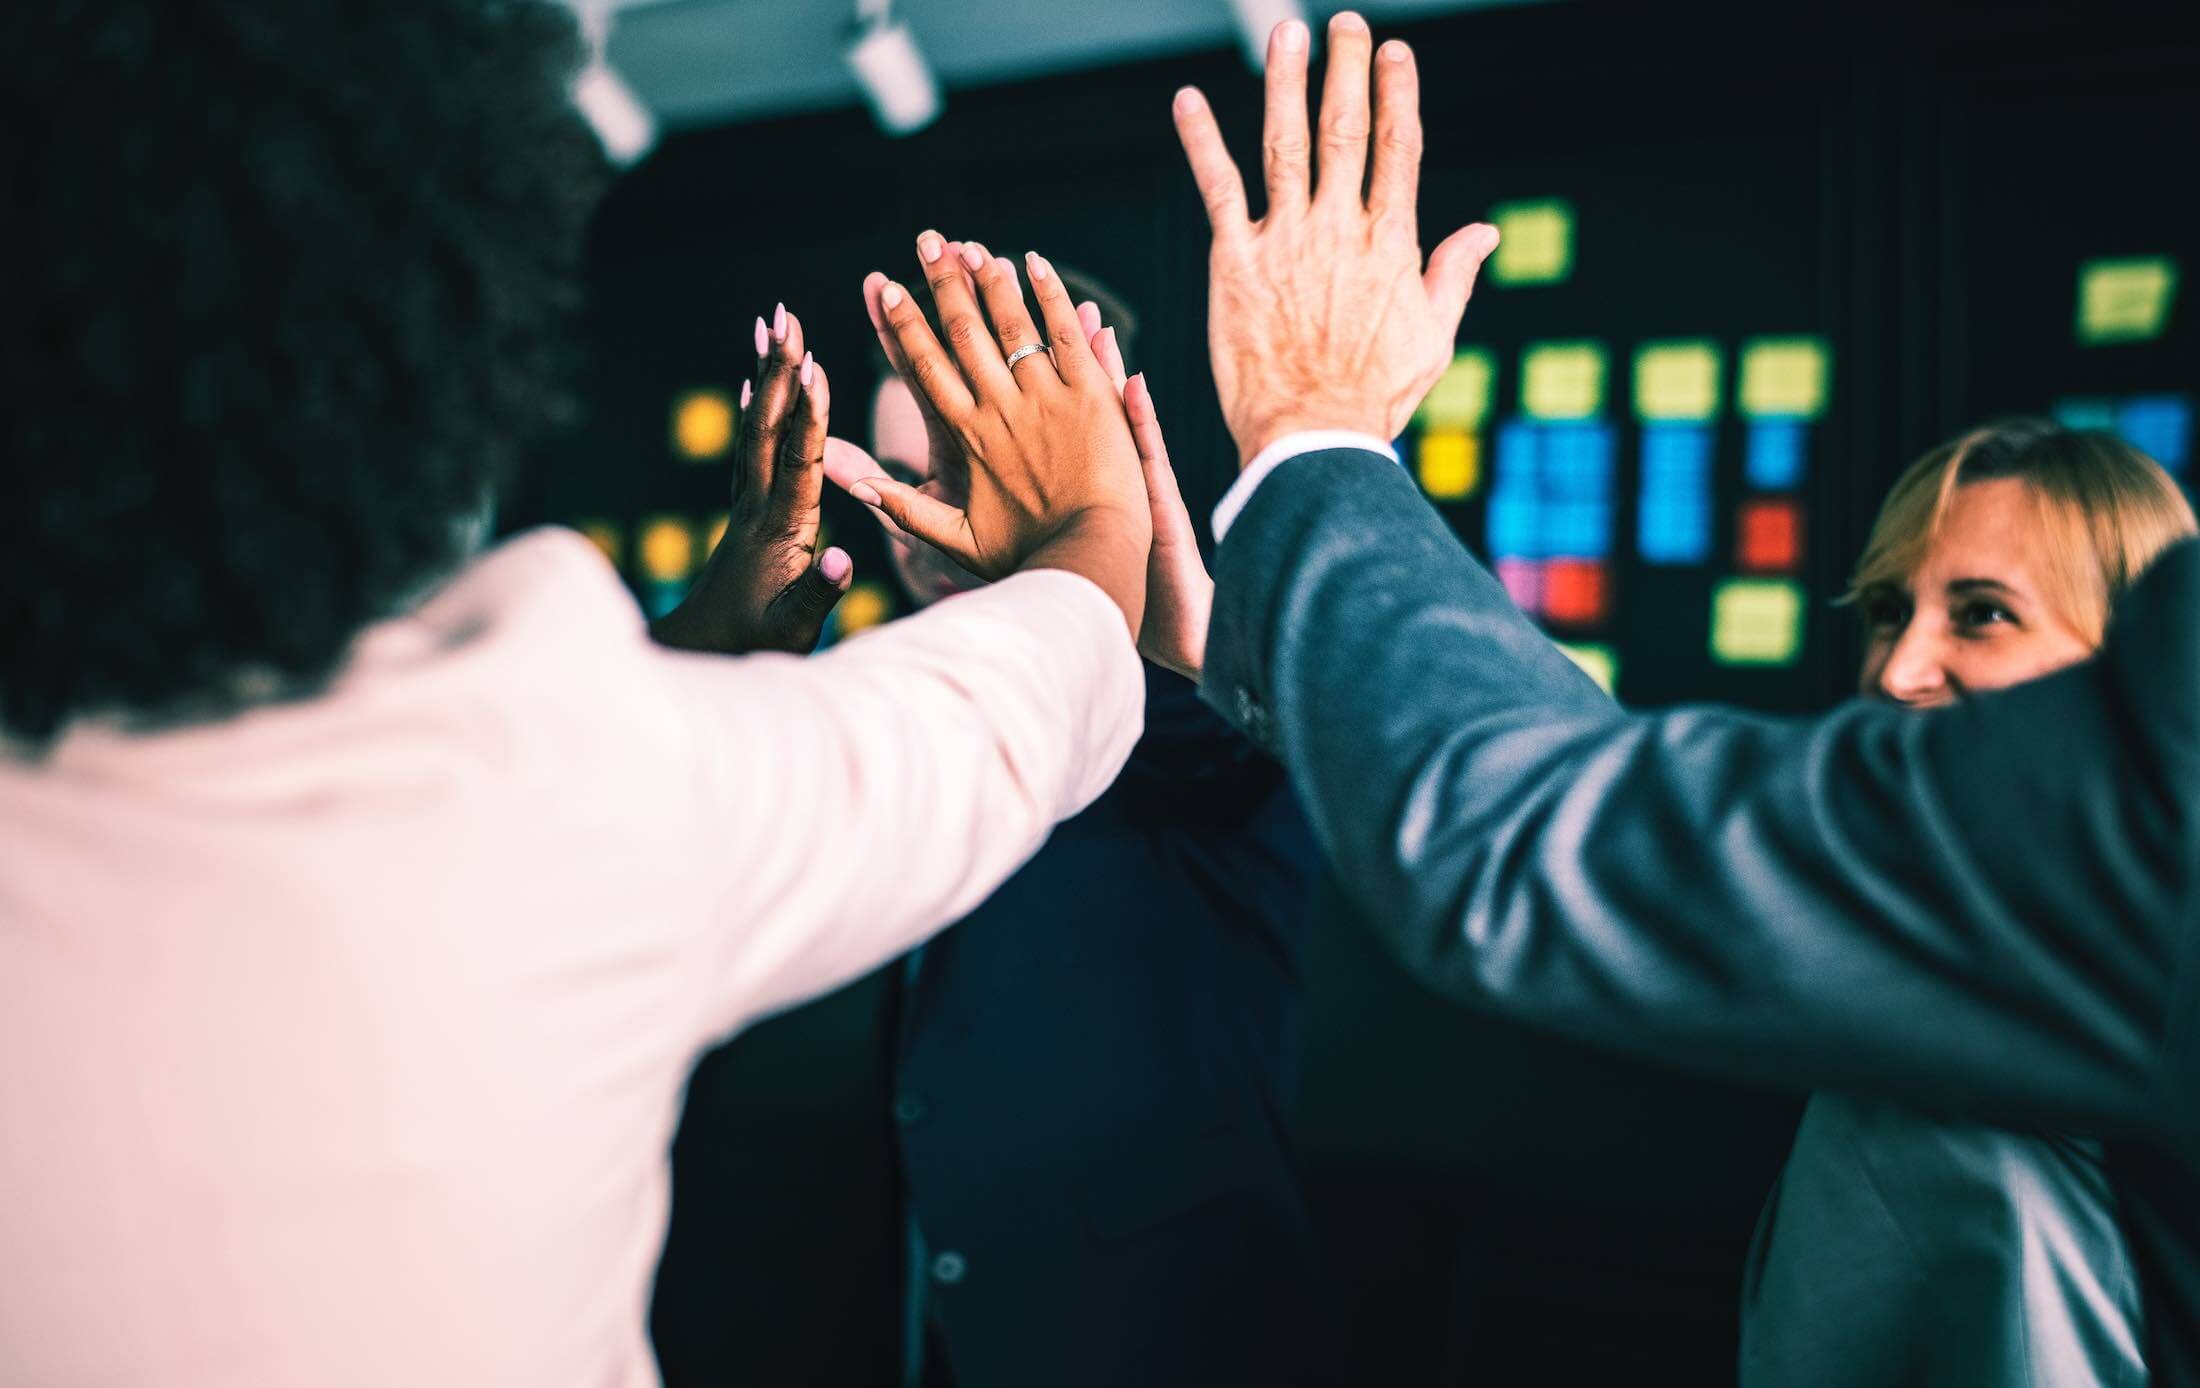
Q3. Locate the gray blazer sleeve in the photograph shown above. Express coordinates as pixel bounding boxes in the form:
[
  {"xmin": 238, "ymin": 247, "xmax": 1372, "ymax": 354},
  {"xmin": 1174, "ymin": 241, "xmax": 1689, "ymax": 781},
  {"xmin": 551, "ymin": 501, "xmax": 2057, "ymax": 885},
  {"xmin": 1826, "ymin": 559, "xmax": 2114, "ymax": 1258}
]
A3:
[{"xmin": 1202, "ymin": 448, "xmax": 2200, "ymax": 1136}]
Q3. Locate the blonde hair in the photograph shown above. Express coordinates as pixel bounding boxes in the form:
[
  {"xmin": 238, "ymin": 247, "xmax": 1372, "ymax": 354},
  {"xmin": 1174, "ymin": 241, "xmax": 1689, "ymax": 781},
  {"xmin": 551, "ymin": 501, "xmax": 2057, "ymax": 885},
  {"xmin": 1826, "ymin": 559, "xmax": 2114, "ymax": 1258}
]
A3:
[{"xmin": 1846, "ymin": 418, "xmax": 2198, "ymax": 647}]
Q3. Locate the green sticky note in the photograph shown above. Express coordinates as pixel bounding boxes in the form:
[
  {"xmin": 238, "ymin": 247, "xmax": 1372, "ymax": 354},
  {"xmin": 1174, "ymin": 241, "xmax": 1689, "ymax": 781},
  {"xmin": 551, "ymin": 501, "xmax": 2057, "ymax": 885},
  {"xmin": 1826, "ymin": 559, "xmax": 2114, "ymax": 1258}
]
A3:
[
  {"xmin": 1521, "ymin": 342, "xmax": 1607, "ymax": 420},
  {"xmin": 1490, "ymin": 200, "xmax": 1574, "ymax": 287},
  {"xmin": 1711, "ymin": 578, "xmax": 1804, "ymax": 666},
  {"xmin": 1633, "ymin": 341, "xmax": 1723, "ymax": 422},
  {"xmin": 2053, "ymin": 397, "xmax": 2118, "ymax": 432},
  {"xmin": 1557, "ymin": 641, "xmax": 1618, "ymax": 694},
  {"xmin": 1738, "ymin": 337, "xmax": 1830, "ymax": 420},
  {"xmin": 2077, "ymin": 257, "xmax": 2180, "ymax": 345},
  {"xmin": 1416, "ymin": 349, "xmax": 1496, "ymax": 430}
]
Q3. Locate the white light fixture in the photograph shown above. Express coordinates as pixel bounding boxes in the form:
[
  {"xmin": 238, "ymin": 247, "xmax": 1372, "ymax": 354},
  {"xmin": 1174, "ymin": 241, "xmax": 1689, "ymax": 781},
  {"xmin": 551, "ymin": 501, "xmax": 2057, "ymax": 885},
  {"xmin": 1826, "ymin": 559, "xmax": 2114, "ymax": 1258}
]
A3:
[
  {"xmin": 570, "ymin": 1, "xmax": 657, "ymax": 166},
  {"xmin": 844, "ymin": 0, "xmax": 941, "ymax": 136},
  {"xmin": 1227, "ymin": 0, "xmax": 1310, "ymax": 71}
]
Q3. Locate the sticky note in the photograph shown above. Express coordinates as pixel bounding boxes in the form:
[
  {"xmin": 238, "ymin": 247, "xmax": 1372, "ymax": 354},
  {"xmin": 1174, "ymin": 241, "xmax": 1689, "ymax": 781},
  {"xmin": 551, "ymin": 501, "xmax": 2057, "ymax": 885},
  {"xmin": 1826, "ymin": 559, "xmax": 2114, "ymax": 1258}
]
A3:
[
  {"xmin": 1711, "ymin": 579, "xmax": 1804, "ymax": 666},
  {"xmin": 2077, "ymin": 257, "xmax": 2179, "ymax": 346},
  {"xmin": 1418, "ymin": 430, "xmax": 1481, "ymax": 499},
  {"xmin": 1638, "ymin": 494, "xmax": 1711, "ymax": 565},
  {"xmin": 1542, "ymin": 559, "xmax": 1608, "ymax": 626},
  {"xmin": 577, "ymin": 520, "xmax": 623, "ymax": 571},
  {"xmin": 1738, "ymin": 498, "xmax": 1805, "ymax": 572},
  {"xmin": 1638, "ymin": 424, "xmax": 1713, "ymax": 565},
  {"xmin": 638, "ymin": 515, "xmax": 696, "ymax": 584},
  {"xmin": 1738, "ymin": 338, "xmax": 1830, "ymax": 420},
  {"xmin": 1557, "ymin": 641, "xmax": 1618, "ymax": 694},
  {"xmin": 1541, "ymin": 422, "xmax": 1615, "ymax": 499},
  {"xmin": 1542, "ymin": 500, "xmax": 1612, "ymax": 559},
  {"xmin": 1641, "ymin": 424, "xmax": 1714, "ymax": 489},
  {"xmin": 1495, "ymin": 558, "xmax": 1544, "ymax": 615},
  {"xmin": 1634, "ymin": 341, "xmax": 1723, "ymax": 422},
  {"xmin": 1486, "ymin": 490, "xmax": 1542, "ymax": 560},
  {"xmin": 1522, "ymin": 343, "xmax": 1607, "ymax": 420},
  {"xmin": 1416, "ymin": 350, "xmax": 1496, "ymax": 430},
  {"xmin": 832, "ymin": 581, "xmax": 895, "ymax": 638},
  {"xmin": 1495, "ymin": 419, "xmax": 1541, "ymax": 485},
  {"xmin": 703, "ymin": 512, "xmax": 731, "ymax": 553},
  {"xmin": 2117, "ymin": 394, "xmax": 2193, "ymax": 473},
  {"xmin": 1490, "ymin": 200, "xmax": 1574, "ymax": 287},
  {"xmin": 2053, "ymin": 397, "xmax": 2118, "ymax": 432},
  {"xmin": 1744, "ymin": 419, "xmax": 1808, "ymax": 490},
  {"xmin": 672, "ymin": 388, "xmax": 737, "ymax": 461}
]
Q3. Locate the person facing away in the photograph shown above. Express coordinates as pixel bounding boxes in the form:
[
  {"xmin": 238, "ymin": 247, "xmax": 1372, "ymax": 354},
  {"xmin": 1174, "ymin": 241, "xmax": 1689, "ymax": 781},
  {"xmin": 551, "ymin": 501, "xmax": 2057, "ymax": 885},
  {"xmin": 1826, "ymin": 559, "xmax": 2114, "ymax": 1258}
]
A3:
[
  {"xmin": 849, "ymin": 11, "xmax": 2200, "ymax": 1381},
  {"xmin": 0, "ymin": 5, "xmax": 1163, "ymax": 1385},
  {"xmin": 1743, "ymin": 421, "xmax": 2196, "ymax": 1387},
  {"xmin": 854, "ymin": 265, "xmax": 1337, "ymax": 1388}
]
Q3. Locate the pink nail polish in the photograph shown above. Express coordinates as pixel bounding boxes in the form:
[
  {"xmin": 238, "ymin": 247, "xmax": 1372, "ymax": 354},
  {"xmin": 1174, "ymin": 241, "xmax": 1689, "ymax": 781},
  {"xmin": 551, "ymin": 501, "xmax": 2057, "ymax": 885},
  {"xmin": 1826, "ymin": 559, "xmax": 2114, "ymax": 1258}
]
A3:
[
  {"xmin": 918, "ymin": 232, "xmax": 943, "ymax": 264},
  {"xmin": 1026, "ymin": 251, "xmax": 1050, "ymax": 282},
  {"xmin": 799, "ymin": 352, "xmax": 814, "ymax": 387},
  {"xmin": 754, "ymin": 317, "xmax": 769, "ymax": 357},
  {"xmin": 739, "ymin": 380, "xmax": 753, "ymax": 410},
  {"xmin": 960, "ymin": 242, "xmax": 986, "ymax": 272},
  {"xmin": 772, "ymin": 303, "xmax": 787, "ymax": 341},
  {"xmin": 881, "ymin": 283, "xmax": 905, "ymax": 309},
  {"xmin": 819, "ymin": 548, "xmax": 853, "ymax": 585}
]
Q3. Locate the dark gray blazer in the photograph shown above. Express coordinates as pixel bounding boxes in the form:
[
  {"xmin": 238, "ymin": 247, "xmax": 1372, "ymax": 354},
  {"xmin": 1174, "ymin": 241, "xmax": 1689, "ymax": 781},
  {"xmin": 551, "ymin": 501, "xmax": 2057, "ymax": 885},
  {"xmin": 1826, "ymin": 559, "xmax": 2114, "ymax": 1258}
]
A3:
[{"xmin": 1201, "ymin": 447, "xmax": 2200, "ymax": 1381}]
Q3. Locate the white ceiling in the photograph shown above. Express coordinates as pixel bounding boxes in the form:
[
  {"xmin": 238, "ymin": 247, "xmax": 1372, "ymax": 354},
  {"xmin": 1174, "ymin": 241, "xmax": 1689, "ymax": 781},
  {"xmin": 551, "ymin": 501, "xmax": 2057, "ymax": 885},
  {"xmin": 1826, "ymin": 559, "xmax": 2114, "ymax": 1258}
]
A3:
[{"xmin": 603, "ymin": 0, "xmax": 1543, "ymax": 130}]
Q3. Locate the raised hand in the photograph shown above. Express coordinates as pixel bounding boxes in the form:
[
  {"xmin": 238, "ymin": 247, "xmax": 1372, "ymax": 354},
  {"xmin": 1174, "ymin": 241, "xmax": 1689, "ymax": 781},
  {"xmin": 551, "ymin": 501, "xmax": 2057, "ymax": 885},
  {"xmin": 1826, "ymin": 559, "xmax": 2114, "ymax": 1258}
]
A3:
[
  {"xmin": 1172, "ymin": 12, "xmax": 1501, "ymax": 465},
  {"xmin": 650, "ymin": 307, "xmax": 852, "ymax": 656},
  {"xmin": 825, "ymin": 232, "xmax": 1151, "ymax": 637}
]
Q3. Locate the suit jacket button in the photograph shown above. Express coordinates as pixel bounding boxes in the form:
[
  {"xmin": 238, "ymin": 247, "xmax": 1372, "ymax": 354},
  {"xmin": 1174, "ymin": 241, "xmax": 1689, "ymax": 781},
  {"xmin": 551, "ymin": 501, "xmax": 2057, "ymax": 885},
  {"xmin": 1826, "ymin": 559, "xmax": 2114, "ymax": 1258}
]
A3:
[
  {"xmin": 930, "ymin": 1251, "xmax": 967, "ymax": 1286},
  {"xmin": 893, "ymin": 1094, "xmax": 929, "ymax": 1126}
]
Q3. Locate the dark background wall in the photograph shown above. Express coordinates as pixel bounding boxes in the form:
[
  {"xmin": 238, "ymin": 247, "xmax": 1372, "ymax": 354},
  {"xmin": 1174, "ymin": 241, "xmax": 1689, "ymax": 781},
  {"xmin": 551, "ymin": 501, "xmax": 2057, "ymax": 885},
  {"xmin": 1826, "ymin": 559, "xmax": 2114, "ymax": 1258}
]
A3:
[{"xmin": 506, "ymin": 1, "xmax": 2198, "ymax": 1381}]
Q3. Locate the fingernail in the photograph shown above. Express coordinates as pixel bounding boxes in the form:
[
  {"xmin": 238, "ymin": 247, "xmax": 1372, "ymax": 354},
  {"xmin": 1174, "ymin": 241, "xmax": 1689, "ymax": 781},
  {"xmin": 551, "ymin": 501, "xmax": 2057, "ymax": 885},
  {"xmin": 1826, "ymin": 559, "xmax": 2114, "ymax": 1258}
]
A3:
[
  {"xmin": 772, "ymin": 303, "xmax": 787, "ymax": 341},
  {"xmin": 1276, "ymin": 20, "xmax": 1307, "ymax": 52},
  {"xmin": 1333, "ymin": 11, "xmax": 1368, "ymax": 33},
  {"xmin": 740, "ymin": 379, "xmax": 753, "ymax": 410},
  {"xmin": 918, "ymin": 231, "xmax": 944, "ymax": 264},
  {"xmin": 800, "ymin": 351, "xmax": 814, "ymax": 387},
  {"xmin": 1474, "ymin": 222, "xmax": 1501, "ymax": 253},
  {"xmin": 819, "ymin": 548, "xmax": 853, "ymax": 585},
  {"xmin": 994, "ymin": 256, "xmax": 1018, "ymax": 286},
  {"xmin": 851, "ymin": 481, "xmax": 883, "ymax": 507},
  {"xmin": 1026, "ymin": 251, "xmax": 1051, "ymax": 282},
  {"xmin": 754, "ymin": 316, "xmax": 769, "ymax": 357},
  {"xmin": 960, "ymin": 242, "xmax": 987, "ymax": 272},
  {"xmin": 881, "ymin": 282, "xmax": 904, "ymax": 309},
  {"xmin": 1381, "ymin": 39, "xmax": 1409, "ymax": 62},
  {"xmin": 1174, "ymin": 87, "xmax": 1205, "ymax": 116}
]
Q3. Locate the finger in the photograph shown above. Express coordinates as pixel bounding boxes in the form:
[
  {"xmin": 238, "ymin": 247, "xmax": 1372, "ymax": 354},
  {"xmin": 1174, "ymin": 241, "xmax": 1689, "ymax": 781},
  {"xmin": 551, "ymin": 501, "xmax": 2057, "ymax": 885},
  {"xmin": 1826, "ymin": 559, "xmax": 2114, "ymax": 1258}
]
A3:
[
  {"xmin": 1024, "ymin": 251, "xmax": 1096, "ymax": 386},
  {"xmin": 1423, "ymin": 221, "xmax": 1502, "ymax": 337},
  {"xmin": 1314, "ymin": 11, "xmax": 1373, "ymax": 208},
  {"xmin": 774, "ymin": 352, "xmax": 829, "ymax": 532},
  {"xmin": 741, "ymin": 307, "xmax": 807, "ymax": 495},
  {"xmin": 1125, "ymin": 373, "xmax": 1189, "ymax": 522},
  {"xmin": 968, "ymin": 246, "xmax": 1058, "ymax": 388},
  {"xmin": 1076, "ymin": 299, "xmax": 1103, "ymax": 341},
  {"xmin": 1368, "ymin": 38, "xmax": 1421, "ymax": 219},
  {"xmin": 761, "ymin": 547, "xmax": 853, "ymax": 652},
  {"xmin": 1172, "ymin": 87, "xmax": 1250, "ymax": 239},
  {"xmin": 823, "ymin": 437, "xmax": 884, "ymax": 497},
  {"xmin": 1261, "ymin": 18, "xmax": 1312, "ymax": 214},
  {"xmin": 849, "ymin": 474, "xmax": 983, "ymax": 571},
  {"xmin": 1092, "ymin": 325, "xmax": 1129, "ymax": 393},
  {"xmin": 878, "ymin": 276, "xmax": 977, "ymax": 423},
  {"xmin": 864, "ymin": 272, "xmax": 914, "ymax": 379},
  {"xmin": 919, "ymin": 232, "xmax": 1017, "ymax": 400}
]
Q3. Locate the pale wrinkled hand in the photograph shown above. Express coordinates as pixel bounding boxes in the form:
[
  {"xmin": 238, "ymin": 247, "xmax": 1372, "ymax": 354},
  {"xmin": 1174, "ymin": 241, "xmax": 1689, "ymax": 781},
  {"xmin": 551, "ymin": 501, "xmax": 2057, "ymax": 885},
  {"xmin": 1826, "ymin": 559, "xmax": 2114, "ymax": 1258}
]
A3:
[{"xmin": 1172, "ymin": 12, "xmax": 1500, "ymax": 466}]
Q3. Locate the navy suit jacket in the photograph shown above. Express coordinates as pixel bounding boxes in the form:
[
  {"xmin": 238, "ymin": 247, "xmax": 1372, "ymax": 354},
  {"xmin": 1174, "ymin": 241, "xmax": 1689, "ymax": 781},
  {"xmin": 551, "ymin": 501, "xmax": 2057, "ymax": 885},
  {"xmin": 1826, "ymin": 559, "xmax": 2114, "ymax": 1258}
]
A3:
[
  {"xmin": 893, "ymin": 665, "xmax": 1341, "ymax": 1388},
  {"xmin": 1203, "ymin": 448, "xmax": 2200, "ymax": 1383}
]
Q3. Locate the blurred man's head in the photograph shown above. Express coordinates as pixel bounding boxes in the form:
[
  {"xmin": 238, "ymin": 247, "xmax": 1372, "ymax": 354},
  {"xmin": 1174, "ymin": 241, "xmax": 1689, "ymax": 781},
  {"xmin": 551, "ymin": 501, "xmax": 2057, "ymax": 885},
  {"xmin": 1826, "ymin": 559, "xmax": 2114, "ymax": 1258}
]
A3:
[
  {"xmin": 866, "ymin": 264, "xmax": 1138, "ymax": 609},
  {"xmin": 1, "ymin": 1, "xmax": 607, "ymax": 745}
]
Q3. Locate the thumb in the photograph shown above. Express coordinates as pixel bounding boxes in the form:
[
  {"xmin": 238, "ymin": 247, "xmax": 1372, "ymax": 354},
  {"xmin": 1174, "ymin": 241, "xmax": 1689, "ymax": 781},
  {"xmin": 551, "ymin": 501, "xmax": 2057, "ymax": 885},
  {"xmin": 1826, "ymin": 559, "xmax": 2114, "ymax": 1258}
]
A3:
[
  {"xmin": 851, "ymin": 475, "xmax": 984, "ymax": 571},
  {"xmin": 1423, "ymin": 221, "xmax": 1501, "ymax": 336},
  {"xmin": 759, "ymin": 547, "xmax": 853, "ymax": 653},
  {"xmin": 823, "ymin": 437, "xmax": 883, "ymax": 495}
]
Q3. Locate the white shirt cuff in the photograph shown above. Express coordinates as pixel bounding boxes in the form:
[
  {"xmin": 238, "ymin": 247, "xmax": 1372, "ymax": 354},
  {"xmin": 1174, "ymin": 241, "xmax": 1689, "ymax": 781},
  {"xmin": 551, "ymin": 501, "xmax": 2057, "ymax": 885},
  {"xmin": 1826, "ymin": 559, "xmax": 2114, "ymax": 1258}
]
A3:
[{"xmin": 1211, "ymin": 431, "xmax": 1401, "ymax": 541}]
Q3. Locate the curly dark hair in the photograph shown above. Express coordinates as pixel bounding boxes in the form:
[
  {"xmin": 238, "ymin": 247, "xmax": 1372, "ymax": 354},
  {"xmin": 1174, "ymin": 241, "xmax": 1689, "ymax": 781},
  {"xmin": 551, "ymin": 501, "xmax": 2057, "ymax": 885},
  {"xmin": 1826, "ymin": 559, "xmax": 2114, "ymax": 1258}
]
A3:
[{"xmin": 0, "ymin": 1, "xmax": 608, "ymax": 745}]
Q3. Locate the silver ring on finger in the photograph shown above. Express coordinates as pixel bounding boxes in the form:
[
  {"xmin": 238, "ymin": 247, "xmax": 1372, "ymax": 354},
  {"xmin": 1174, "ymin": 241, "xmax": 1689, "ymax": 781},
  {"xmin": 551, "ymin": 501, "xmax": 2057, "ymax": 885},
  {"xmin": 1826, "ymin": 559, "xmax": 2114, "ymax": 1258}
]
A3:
[{"xmin": 1002, "ymin": 342, "xmax": 1049, "ymax": 372}]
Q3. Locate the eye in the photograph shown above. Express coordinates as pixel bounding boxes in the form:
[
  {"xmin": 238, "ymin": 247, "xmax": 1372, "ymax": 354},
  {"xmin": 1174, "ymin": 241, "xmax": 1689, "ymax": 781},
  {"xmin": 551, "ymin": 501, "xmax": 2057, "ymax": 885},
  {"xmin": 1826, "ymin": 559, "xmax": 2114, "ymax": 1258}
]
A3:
[
  {"xmin": 1859, "ymin": 591, "xmax": 1910, "ymax": 635},
  {"xmin": 1954, "ymin": 600, "xmax": 2018, "ymax": 632}
]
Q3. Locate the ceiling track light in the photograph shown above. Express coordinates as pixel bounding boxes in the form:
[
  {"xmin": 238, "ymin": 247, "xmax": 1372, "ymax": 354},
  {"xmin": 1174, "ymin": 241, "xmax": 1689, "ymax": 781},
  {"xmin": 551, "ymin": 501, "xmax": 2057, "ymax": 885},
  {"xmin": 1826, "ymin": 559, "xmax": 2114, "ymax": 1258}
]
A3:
[
  {"xmin": 1227, "ymin": 0, "xmax": 1311, "ymax": 71},
  {"xmin": 844, "ymin": 0, "xmax": 941, "ymax": 137},
  {"xmin": 570, "ymin": 1, "xmax": 657, "ymax": 167}
]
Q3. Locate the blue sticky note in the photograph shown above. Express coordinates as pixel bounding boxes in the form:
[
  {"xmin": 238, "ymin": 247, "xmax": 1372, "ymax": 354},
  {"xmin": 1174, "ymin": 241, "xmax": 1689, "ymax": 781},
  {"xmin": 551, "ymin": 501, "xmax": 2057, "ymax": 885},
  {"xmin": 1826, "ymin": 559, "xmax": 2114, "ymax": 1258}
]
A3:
[
  {"xmin": 1495, "ymin": 419, "xmax": 1541, "ymax": 490},
  {"xmin": 1641, "ymin": 424, "xmax": 1713, "ymax": 491},
  {"xmin": 2118, "ymin": 394, "xmax": 2193, "ymax": 473},
  {"xmin": 1745, "ymin": 419, "xmax": 1808, "ymax": 490},
  {"xmin": 1487, "ymin": 491, "xmax": 1542, "ymax": 560},
  {"xmin": 1543, "ymin": 500, "xmax": 1612, "ymax": 559},
  {"xmin": 2053, "ymin": 397, "xmax": 2118, "ymax": 432},
  {"xmin": 1541, "ymin": 422, "xmax": 1615, "ymax": 500},
  {"xmin": 1638, "ymin": 494, "xmax": 1711, "ymax": 565}
]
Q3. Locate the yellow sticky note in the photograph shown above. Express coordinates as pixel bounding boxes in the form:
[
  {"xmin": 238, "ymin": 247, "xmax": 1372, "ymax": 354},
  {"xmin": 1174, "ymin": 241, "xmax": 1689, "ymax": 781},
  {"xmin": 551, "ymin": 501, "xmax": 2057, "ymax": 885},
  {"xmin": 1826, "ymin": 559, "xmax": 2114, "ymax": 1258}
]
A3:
[
  {"xmin": 1490, "ymin": 200, "xmax": 1574, "ymax": 287},
  {"xmin": 1557, "ymin": 641, "xmax": 1618, "ymax": 694},
  {"xmin": 671, "ymin": 388, "xmax": 737, "ymax": 461},
  {"xmin": 1634, "ymin": 341, "xmax": 1723, "ymax": 421},
  {"xmin": 577, "ymin": 520, "xmax": 623, "ymax": 571},
  {"xmin": 703, "ymin": 512, "xmax": 730, "ymax": 554},
  {"xmin": 1738, "ymin": 338, "xmax": 1830, "ymax": 419},
  {"xmin": 1521, "ymin": 342, "xmax": 1607, "ymax": 420},
  {"xmin": 835, "ymin": 581, "xmax": 894, "ymax": 637},
  {"xmin": 639, "ymin": 515, "xmax": 696, "ymax": 584},
  {"xmin": 2078, "ymin": 258, "xmax": 2180, "ymax": 345},
  {"xmin": 1418, "ymin": 430, "xmax": 1480, "ymax": 500},
  {"xmin": 1711, "ymin": 579, "xmax": 1804, "ymax": 666},
  {"xmin": 1416, "ymin": 350, "xmax": 1496, "ymax": 430}
]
